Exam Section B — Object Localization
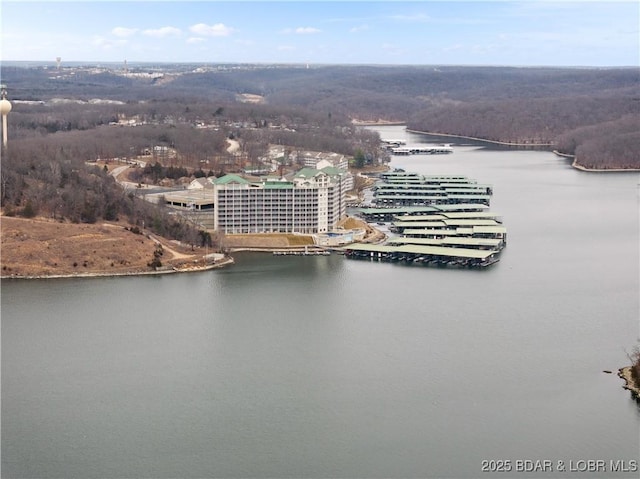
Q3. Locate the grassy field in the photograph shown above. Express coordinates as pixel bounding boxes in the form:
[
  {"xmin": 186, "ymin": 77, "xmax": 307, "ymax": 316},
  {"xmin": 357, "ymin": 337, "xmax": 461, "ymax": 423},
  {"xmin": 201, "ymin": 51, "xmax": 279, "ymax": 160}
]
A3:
[{"xmin": 223, "ymin": 233, "xmax": 315, "ymax": 249}]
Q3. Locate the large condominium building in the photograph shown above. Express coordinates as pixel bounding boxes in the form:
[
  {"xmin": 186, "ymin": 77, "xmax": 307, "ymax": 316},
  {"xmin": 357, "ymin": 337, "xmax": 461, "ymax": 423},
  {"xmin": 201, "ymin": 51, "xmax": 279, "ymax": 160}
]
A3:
[
  {"xmin": 213, "ymin": 167, "xmax": 351, "ymax": 234},
  {"xmin": 298, "ymin": 151, "xmax": 349, "ymax": 170}
]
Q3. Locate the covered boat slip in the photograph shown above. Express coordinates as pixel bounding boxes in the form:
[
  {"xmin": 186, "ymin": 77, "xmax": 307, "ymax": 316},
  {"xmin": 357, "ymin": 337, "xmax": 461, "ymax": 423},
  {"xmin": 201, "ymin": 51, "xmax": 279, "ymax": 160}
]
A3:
[
  {"xmin": 380, "ymin": 172, "xmax": 468, "ymax": 181},
  {"xmin": 374, "ymin": 193, "xmax": 491, "ymax": 206},
  {"xmin": 393, "ymin": 211, "xmax": 502, "ymax": 221},
  {"xmin": 373, "ymin": 172, "xmax": 493, "ymax": 206},
  {"xmin": 386, "ymin": 236, "xmax": 503, "ymax": 249},
  {"xmin": 347, "ymin": 170, "xmax": 506, "ymax": 268},
  {"xmin": 393, "ymin": 218, "xmax": 499, "ymax": 226},
  {"xmin": 343, "ymin": 243, "xmax": 500, "ymax": 268},
  {"xmin": 355, "ymin": 204, "xmax": 490, "ymax": 222},
  {"xmin": 401, "ymin": 226, "xmax": 507, "ymax": 239},
  {"xmin": 374, "ymin": 184, "xmax": 492, "ymax": 195},
  {"xmin": 391, "ymin": 219, "xmax": 502, "ymax": 232},
  {"xmin": 390, "ymin": 145, "xmax": 453, "ymax": 155}
]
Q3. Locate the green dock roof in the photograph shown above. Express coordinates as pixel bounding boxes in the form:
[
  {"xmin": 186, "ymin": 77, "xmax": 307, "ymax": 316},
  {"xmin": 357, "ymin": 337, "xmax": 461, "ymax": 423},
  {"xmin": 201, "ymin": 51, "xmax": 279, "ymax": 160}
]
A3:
[
  {"xmin": 345, "ymin": 243, "xmax": 495, "ymax": 259},
  {"xmin": 393, "ymin": 219, "xmax": 500, "ymax": 228},
  {"xmin": 393, "ymin": 212, "xmax": 501, "ymax": 221},
  {"xmin": 356, "ymin": 204, "xmax": 490, "ymax": 215},
  {"xmin": 402, "ymin": 228, "xmax": 463, "ymax": 236},
  {"xmin": 387, "ymin": 236, "xmax": 503, "ymax": 248},
  {"xmin": 473, "ymin": 225, "xmax": 507, "ymax": 234}
]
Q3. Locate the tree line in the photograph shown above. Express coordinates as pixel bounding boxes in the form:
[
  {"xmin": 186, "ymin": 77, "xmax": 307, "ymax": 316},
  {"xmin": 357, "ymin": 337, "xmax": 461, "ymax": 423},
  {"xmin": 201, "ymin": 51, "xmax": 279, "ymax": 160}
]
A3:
[
  {"xmin": 0, "ymin": 87, "xmax": 382, "ymax": 245},
  {"xmin": 4, "ymin": 64, "xmax": 637, "ymax": 169},
  {"xmin": 1, "ymin": 63, "xmax": 637, "ymax": 238}
]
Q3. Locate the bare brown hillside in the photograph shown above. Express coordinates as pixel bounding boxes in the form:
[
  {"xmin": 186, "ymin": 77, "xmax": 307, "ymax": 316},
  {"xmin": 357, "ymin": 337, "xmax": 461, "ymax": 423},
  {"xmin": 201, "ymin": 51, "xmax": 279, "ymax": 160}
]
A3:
[{"xmin": 0, "ymin": 216, "xmax": 214, "ymax": 278}]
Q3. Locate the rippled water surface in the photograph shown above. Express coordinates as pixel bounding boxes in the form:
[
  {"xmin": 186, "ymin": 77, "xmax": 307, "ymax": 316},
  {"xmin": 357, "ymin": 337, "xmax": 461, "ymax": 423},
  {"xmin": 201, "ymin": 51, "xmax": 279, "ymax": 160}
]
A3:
[{"xmin": 2, "ymin": 126, "xmax": 638, "ymax": 478}]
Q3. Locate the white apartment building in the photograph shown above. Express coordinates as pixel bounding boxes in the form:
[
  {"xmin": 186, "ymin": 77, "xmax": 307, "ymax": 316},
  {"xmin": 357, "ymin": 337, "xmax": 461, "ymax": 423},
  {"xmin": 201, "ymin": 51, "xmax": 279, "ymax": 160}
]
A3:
[
  {"xmin": 213, "ymin": 167, "xmax": 349, "ymax": 234},
  {"xmin": 297, "ymin": 151, "xmax": 349, "ymax": 170}
]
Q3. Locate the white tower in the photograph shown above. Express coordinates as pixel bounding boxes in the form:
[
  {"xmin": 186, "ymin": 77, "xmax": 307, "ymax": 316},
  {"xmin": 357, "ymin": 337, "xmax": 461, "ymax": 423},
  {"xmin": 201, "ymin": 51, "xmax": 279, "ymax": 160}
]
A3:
[{"xmin": 0, "ymin": 86, "xmax": 12, "ymax": 149}]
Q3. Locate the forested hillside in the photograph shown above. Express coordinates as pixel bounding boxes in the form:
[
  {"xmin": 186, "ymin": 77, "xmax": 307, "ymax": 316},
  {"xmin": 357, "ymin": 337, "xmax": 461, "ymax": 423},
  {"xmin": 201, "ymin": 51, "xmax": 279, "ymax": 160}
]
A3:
[
  {"xmin": 1, "ymin": 63, "xmax": 638, "ymax": 231},
  {"xmin": 5, "ymin": 63, "xmax": 635, "ymax": 168},
  {"xmin": 0, "ymin": 66, "xmax": 382, "ymax": 232}
]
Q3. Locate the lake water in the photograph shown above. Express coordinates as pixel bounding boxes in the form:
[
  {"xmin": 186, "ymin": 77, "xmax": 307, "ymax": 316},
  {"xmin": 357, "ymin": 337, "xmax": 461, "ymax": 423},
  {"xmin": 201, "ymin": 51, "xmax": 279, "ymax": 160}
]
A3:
[{"xmin": 2, "ymin": 125, "xmax": 639, "ymax": 478}]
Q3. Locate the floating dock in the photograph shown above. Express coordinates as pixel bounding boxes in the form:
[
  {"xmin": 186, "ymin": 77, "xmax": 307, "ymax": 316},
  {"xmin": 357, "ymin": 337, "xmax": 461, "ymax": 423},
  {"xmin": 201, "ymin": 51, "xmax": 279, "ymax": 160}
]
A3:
[
  {"xmin": 371, "ymin": 173, "xmax": 492, "ymax": 207},
  {"xmin": 391, "ymin": 145, "xmax": 453, "ymax": 155},
  {"xmin": 273, "ymin": 250, "xmax": 331, "ymax": 256},
  {"xmin": 347, "ymin": 170, "xmax": 506, "ymax": 268},
  {"xmin": 356, "ymin": 204, "xmax": 490, "ymax": 223},
  {"xmin": 343, "ymin": 243, "xmax": 500, "ymax": 268},
  {"xmin": 381, "ymin": 139, "xmax": 406, "ymax": 147}
]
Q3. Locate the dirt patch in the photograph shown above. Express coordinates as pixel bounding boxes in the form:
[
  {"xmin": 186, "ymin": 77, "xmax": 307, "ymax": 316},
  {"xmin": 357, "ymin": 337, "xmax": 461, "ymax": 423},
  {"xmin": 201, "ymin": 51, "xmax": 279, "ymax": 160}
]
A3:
[
  {"xmin": 338, "ymin": 216, "xmax": 385, "ymax": 243},
  {"xmin": 223, "ymin": 233, "xmax": 315, "ymax": 249},
  {"xmin": 0, "ymin": 214, "xmax": 380, "ymax": 277},
  {"xmin": 0, "ymin": 216, "xmax": 209, "ymax": 278}
]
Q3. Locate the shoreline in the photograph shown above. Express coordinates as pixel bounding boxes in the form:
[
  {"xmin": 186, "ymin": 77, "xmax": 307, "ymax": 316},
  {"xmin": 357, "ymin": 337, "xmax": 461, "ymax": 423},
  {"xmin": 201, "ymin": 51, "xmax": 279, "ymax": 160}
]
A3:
[
  {"xmin": 554, "ymin": 149, "xmax": 640, "ymax": 172},
  {"xmin": 618, "ymin": 367, "xmax": 640, "ymax": 401},
  {"xmin": 0, "ymin": 255, "xmax": 235, "ymax": 280},
  {"xmin": 1, "ymin": 214, "xmax": 380, "ymax": 280},
  {"xmin": 404, "ymin": 128, "xmax": 638, "ymax": 171},
  {"xmin": 352, "ymin": 119, "xmax": 406, "ymax": 126},
  {"xmin": 570, "ymin": 159, "xmax": 640, "ymax": 173},
  {"xmin": 406, "ymin": 128, "xmax": 554, "ymax": 148}
]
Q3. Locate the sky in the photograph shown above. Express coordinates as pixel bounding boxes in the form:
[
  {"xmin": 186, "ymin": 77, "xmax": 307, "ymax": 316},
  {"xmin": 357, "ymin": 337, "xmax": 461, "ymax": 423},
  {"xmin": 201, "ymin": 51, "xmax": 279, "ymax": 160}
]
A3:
[{"xmin": 1, "ymin": 1, "xmax": 638, "ymax": 67}]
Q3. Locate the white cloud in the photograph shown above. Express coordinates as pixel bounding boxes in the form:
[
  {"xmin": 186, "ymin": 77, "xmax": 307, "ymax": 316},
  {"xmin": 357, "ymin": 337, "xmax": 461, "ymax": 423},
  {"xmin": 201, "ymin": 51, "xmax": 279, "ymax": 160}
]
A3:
[
  {"xmin": 350, "ymin": 24, "xmax": 369, "ymax": 33},
  {"xmin": 390, "ymin": 13, "xmax": 431, "ymax": 23},
  {"xmin": 296, "ymin": 27, "xmax": 321, "ymax": 34},
  {"xmin": 281, "ymin": 27, "xmax": 321, "ymax": 35},
  {"xmin": 189, "ymin": 23, "xmax": 235, "ymax": 37},
  {"xmin": 111, "ymin": 27, "xmax": 138, "ymax": 38},
  {"xmin": 92, "ymin": 35, "xmax": 127, "ymax": 50},
  {"xmin": 142, "ymin": 26, "xmax": 181, "ymax": 38},
  {"xmin": 277, "ymin": 45, "xmax": 295, "ymax": 51},
  {"xmin": 186, "ymin": 37, "xmax": 205, "ymax": 44}
]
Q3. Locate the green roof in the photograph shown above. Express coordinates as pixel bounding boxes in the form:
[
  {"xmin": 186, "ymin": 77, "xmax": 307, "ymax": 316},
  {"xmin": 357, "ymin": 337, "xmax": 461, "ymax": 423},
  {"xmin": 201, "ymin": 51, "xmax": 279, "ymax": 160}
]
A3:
[
  {"xmin": 393, "ymin": 214, "xmax": 449, "ymax": 221},
  {"xmin": 393, "ymin": 221, "xmax": 448, "ymax": 228},
  {"xmin": 444, "ymin": 219, "xmax": 500, "ymax": 226},
  {"xmin": 387, "ymin": 236, "xmax": 502, "ymax": 248},
  {"xmin": 214, "ymin": 174, "xmax": 250, "ymax": 185},
  {"xmin": 393, "ymin": 219, "xmax": 499, "ymax": 228},
  {"xmin": 402, "ymin": 228, "xmax": 462, "ymax": 236},
  {"xmin": 294, "ymin": 166, "xmax": 345, "ymax": 179},
  {"xmin": 434, "ymin": 204, "xmax": 490, "ymax": 211},
  {"xmin": 344, "ymin": 243, "xmax": 496, "ymax": 259},
  {"xmin": 294, "ymin": 168, "xmax": 325, "ymax": 179},
  {"xmin": 394, "ymin": 212, "xmax": 500, "ymax": 221},
  {"xmin": 473, "ymin": 226, "xmax": 507, "ymax": 234},
  {"xmin": 357, "ymin": 204, "xmax": 489, "ymax": 215},
  {"xmin": 319, "ymin": 166, "xmax": 345, "ymax": 176},
  {"xmin": 441, "ymin": 212, "xmax": 501, "ymax": 219}
]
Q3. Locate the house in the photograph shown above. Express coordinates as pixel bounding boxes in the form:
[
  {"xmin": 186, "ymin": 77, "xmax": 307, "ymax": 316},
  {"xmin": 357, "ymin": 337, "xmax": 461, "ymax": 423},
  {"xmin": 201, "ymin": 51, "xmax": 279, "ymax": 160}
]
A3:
[{"xmin": 187, "ymin": 177, "xmax": 216, "ymax": 190}]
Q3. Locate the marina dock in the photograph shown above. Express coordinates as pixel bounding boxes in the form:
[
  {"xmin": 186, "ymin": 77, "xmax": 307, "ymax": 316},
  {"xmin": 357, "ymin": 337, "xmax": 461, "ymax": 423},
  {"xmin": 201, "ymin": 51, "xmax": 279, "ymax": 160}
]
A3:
[
  {"xmin": 371, "ymin": 172, "xmax": 492, "ymax": 207},
  {"xmin": 390, "ymin": 145, "xmax": 453, "ymax": 155},
  {"xmin": 343, "ymin": 243, "xmax": 500, "ymax": 268},
  {"xmin": 273, "ymin": 250, "xmax": 331, "ymax": 256},
  {"xmin": 347, "ymin": 170, "xmax": 506, "ymax": 268}
]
